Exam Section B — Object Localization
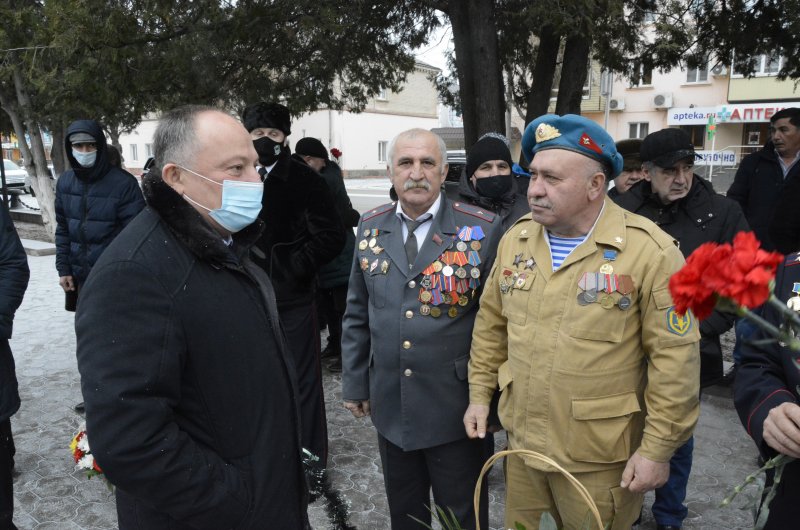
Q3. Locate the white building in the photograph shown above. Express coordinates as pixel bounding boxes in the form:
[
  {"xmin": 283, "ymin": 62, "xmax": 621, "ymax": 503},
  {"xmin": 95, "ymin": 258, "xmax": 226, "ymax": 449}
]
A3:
[{"xmin": 118, "ymin": 61, "xmax": 442, "ymax": 177}]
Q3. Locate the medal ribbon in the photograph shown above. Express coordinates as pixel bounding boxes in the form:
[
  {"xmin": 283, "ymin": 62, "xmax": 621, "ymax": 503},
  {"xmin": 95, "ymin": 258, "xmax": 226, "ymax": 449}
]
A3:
[
  {"xmin": 454, "ymin": 252, "xmax": 468, "ymax": 266},
  {"xmin": 471, "ymin": 225, "xmax": 485, "ymax": 240},
  {"xmin": 468, "ymin": 251, "xmax": 481, "ymax": 266},
  {"xmin": 431, "ymin": 289, "xmax": 443, "ymax": 306}
]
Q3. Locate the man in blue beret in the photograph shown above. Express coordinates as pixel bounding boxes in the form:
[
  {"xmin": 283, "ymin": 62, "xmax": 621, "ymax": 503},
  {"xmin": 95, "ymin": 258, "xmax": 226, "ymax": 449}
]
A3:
[{"xmin": 465, "ymin": 114, "xmax": 700, "ymax": 529}]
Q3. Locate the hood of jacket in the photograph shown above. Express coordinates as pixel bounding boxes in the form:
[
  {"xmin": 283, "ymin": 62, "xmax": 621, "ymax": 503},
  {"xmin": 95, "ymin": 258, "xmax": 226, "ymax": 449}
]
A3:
[
  {"xmin": 65, "ymin": 120, "xmax": 112, "ymax": 182},
  {"xmin": 141, "ymin": 170, "xmax": 264, "ymax": 265}
]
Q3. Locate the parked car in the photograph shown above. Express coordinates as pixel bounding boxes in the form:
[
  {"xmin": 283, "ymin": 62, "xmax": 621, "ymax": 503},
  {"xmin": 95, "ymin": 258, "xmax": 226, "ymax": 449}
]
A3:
[{"xmin": 2, "ymin": 159, "xmax": 28, "ymax": 190}]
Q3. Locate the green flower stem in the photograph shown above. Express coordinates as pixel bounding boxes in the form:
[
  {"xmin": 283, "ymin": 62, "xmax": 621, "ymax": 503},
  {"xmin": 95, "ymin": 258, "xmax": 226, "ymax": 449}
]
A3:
[{"xmin": 736, "ymin": 304, "xmax": 800, "ymax": 351}]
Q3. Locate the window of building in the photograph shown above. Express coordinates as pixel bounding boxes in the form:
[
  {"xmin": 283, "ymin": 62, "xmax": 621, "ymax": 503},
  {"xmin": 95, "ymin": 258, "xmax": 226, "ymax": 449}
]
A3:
[
  {"xmin": 378, "ymin": 141, "xmax": 388, "ymax": 162},
  {"xmin": 130, "ymin": 144, "xmax": 138, "ymax": 161},
  {"xmin": 145, "ymin": 143, "xmax": 153, "ymax": 158},
  {"xmin": 679, "ymin": 125, "xmax": 706, "ymax": 148},
  {"xmin": 377, "ymin": 88, "xmax": 388, "ymax": 101},
  {"xmin": 629, "ymin": 122, "xmax": 649, "ymax": 139},
  {"xmin": 631, "ymin": 64, "xmax": 653, "ymax": 87},
  {"xmin": 550, "ymin": 65, "xmax": 592, "ymax": 100},
  {"xmin": 732, "ymin": 54, "xmax": 785, "ymax": 77},
  {"xmin": 686, "ymin": 62, "xmax": 709, "ymax": 83}
]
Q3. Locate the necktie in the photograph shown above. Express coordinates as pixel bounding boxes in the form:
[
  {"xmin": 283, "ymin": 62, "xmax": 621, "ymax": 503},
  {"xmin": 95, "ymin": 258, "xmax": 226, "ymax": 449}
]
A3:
[
  {"xmin": 258, "ymin": 167, "xmax": 267, "ymax": 181},
  {"xmin": 404, "ymin": 218, "xmax": 423, "ymax": 269}
]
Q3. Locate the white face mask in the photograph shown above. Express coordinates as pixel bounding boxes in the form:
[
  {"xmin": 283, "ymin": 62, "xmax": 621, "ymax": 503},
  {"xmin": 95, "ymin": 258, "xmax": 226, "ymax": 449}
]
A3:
[
  {"xmin": 177, "ymin": 165, "xmax": 263, "ymax": 233},
  {"xmin": 73, "ymin": 150, "xmax": 97, "ymax": 168}
]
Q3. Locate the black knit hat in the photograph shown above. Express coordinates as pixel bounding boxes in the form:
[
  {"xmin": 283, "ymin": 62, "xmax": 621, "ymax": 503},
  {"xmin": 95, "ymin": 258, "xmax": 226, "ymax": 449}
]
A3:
[
  {"xmin": 466, "ymin": 136, "xmax": 512, "ymax": 178},
  {"xmin": 295, "ymin": 137, "xmax": 329, "ymax": 160},
  {"xmin": 241, "ymin": 102, "xmax": 292, "ymax": 135},
  {"xmin": 640, "ymin": 128, "xmax": 696, "ymax": 168}
]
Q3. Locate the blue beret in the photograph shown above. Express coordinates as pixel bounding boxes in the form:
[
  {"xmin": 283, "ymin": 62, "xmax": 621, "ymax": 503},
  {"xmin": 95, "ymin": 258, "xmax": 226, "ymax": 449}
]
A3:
[{"xmin": 521, "ymin": 114, "xmax": 623, "ymax": 177}]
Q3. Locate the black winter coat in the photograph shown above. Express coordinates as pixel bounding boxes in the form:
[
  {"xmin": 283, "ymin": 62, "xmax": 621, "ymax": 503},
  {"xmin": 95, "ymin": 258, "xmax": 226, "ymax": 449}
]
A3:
[
  {"xmin": 727, "ymin": 142, "xmax": 800, "ymax": 251},
  {"xmin": 55, "ymin": 120, "xmax": 145, "ymax": 284},
  {"xmin": 734, "ymin": 254, "xmax": 800, "ymax": 457},
  {"xmin": 455, "ymin": 170, "xmax": 530, "ymax": 232},
  {"xmin": 614, "ymin": 176, "xmax": 750, "ymax": 386},
  {"xmin": 253, "ymin": 152, "xmax": 345, "ymax": 307},
  {"xmin": 0, "ymin": 202, "xmax": 29, "ymax": 423},
  {"xmin": 317, "ymin": 161, "xmax": 359, "ymax": 289},
  {"xmin": 75, "ymin": 174, "xmax": 307, "ymax": 529},
  {"xmin": 769, "ymin": 169, "xmax": 800, "ymax": 254}
]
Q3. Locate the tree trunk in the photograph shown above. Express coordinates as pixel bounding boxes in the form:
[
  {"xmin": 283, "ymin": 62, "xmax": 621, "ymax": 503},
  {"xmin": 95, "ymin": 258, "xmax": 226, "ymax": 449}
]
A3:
[
  {"xmin": 554, "ymin": 32, "xmax": 592, "ymax": 116},
  {"xmin": 521, "ymin": 25, "xmax": 561, "ymax": 163},
  {"xmin": 11, "ymin": 66, "xmax": 56, "ymax": 240},
  {"xmin": 446, "ymin": 0, "xmax": 506, "ymax": 149},
  {"xmin": 50, "ymin": 121, "xmax": 66, "ymax": 177}
]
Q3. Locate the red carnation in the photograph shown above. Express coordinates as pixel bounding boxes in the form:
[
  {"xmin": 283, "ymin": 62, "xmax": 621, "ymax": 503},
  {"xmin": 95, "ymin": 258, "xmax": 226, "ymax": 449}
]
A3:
[
  {"xmin": 669, "ymin": 242, "xmax": 720, "ymax": 320},
  {"xmin": 707, "ymin": 232, "xmax": 782, "ymax": 309},
  {"xmin": 330, "ymin": 148, "xmax": 342, "ymax": 159}
]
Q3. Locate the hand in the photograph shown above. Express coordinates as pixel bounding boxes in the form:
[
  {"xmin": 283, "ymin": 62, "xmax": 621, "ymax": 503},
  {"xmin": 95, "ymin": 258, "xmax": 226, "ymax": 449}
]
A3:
[
  {"xmin": 763, "ymin": 402, "xmax": 800, "ymax": 458},
  {"xmin": 59, "ymin": 275, "xmax": 75, "ymax": 292},
  {"xmin": 463, "ymin": 404, "xmax": 490, "ymax": 439},
  {"xmin": 620, "ymin": 451, "xmax": 669, "ymax": 493},
  {"xmin": 344, "ymin": 400, "xmax": 370, "ymax": 418}
]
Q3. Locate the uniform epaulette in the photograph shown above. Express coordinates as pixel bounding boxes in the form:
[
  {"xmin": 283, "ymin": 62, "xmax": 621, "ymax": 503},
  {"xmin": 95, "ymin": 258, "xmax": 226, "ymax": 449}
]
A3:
[
  {"xmin": 785, "ymin": 252, "xmax": 800, "ymax": 267},
  {"xmin": 623, "ymin": 212, "xmax": 678, "ymax": 250},
  {"xmin": 361, "ymin": 202, "xmax": 396, "ymax": 222},
  {"xmin": 452, "ymin": 201, "xmax": 497, "ymax": 223}
]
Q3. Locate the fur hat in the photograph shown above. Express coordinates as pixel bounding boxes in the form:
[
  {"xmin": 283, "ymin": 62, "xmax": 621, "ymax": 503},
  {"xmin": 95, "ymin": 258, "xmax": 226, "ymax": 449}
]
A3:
[{"xmin": 241, "ymin": 102, "xmax": 291, "ymax": 135}]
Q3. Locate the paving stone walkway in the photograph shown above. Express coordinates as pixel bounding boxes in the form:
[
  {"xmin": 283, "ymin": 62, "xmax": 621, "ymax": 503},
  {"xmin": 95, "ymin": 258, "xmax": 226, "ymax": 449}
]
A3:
[{"xmin": 10, "ymin": 253, "xmax": 762, "ymax": 529}]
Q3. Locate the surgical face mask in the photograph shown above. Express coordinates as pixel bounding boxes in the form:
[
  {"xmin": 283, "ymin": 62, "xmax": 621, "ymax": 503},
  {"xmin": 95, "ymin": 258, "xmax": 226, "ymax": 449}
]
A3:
[
  {"xmin": 178, "ymin": 165, "xmax": 263, "ymax": 233},
  {"xmin": 474, "ymin": 174, "xmax": 513, "ymax": 199},
  {"xmin": 253, "ymin": 136, "xmax": 285, "ymax": 167},
  {"xmin": 72, "ymin": 149, "xmax": 97, "ymax": 168}
]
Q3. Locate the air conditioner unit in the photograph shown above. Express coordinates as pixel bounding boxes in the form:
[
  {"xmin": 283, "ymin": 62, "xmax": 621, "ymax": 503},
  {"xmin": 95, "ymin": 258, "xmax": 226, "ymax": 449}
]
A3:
[
  {"xmin": 608, "ymin": 97, "xmax": 625, "ymax": 111},
  {"xmin": 653, "ymin": 93, "xmax": 673, "ymax": 109},
  {"xmin": 711, "ymin": 64, "xmax": 728, "ymax": 77}
]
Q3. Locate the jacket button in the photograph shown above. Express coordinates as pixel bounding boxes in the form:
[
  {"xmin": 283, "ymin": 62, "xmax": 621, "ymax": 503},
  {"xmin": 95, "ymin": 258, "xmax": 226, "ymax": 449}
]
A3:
[
  {"xmin": 402, "ymin": 340, "xmax": 411, "ymax": 349},
  {"xmin": 405, "ymin": 310, "xmax": 413, "ymax": 319},
  {"xmin": 408, "ymin": 280, "xmax": 416, "ymax": 288},
  {"xmin": 404, "ymin": 368, "xmax": 413, "ymax": 377}
]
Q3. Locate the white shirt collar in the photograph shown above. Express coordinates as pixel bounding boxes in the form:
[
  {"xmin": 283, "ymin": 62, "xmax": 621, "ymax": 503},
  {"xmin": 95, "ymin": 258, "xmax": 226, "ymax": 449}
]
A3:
[{"xmin": 395, "ymin": 193, "xmax": 442, "ymax": 223}]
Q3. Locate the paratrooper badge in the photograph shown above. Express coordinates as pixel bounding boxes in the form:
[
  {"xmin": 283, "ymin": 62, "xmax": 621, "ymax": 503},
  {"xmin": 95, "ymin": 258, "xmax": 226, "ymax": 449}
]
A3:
[
  {"xmin": 666, "ymin": 307, "xmax": 693, "ymax": 336},
  {"xmin": 535, "ymin": 123, "xmax": 561, "ymax": 143}
]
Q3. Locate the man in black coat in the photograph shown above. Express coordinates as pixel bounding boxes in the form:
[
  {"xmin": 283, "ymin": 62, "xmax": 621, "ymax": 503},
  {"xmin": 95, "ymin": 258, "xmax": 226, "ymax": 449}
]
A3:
[
  {"xmin": 734, "ymin": 252, "xmax": 800, "ymax": 530},
  {"xmin": 295, "ymin": 137, "xmax": 360, "ymax": 373},
  {"xmin": 0, "ymin": 202, "xmax": 29, "ymax": 530},
  {"xmin": 727, "ymin": 107, "xmax": 800, "ymax": 251},
  {"xmin": 457, "ymin": 134, "xmax": 529, "ymax": 232},
  {"xmin": 75, "ymin": 106, "xmax": 308, "ymax": 529},
  {"xmin": 613, "ymin": 127, "xmax": 749, "ymax": 530},
  {"xmin": 242, "ymin": 102, "xmax": 345, "ymax": 468}
]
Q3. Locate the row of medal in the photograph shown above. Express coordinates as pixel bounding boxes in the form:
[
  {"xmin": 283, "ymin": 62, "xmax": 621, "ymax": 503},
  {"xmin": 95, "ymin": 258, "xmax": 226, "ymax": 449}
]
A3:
[
  {"xmin": 577, "ymin": 272, "xmax": 634, "ymax": 310},
  {"xmin": 500, "ymin": 253, "xmax": 537, "ymax": 294}
]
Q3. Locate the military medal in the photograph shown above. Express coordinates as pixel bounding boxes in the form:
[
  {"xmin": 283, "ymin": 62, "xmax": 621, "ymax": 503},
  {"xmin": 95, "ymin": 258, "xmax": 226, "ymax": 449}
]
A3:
[
  {"xmin": 513, "ymin": 253, "xmax": 524, "ymax": 266},
  {"xmin": 442, "ymin": 265, "xmax": 454, "ymax": 277},
  {"xmin": 525, "ymin": 258, "xmax": 535, "ymax": 270},
  {"xmin": 448, "ymin": 306, "xmax": 458, "ymax": 318},
  {"xmin": 600, "ymin": 295, "xmax": 616, "ymax": 309},
  {"xmin": 430, "ymin": 307, "xmax": 442, "ymax": 318},
  {"xmin": 358, "ymin": 239, "xmax": 368, "ymax": 250},
  {"xmin": 514, "ymin": 273, "xmax": 527, "ymax": 289},
  {"xmin": 360, "ymin": 257, "xmax": 369, "ymax": 271},
  {"xmin": 470, "ymin": 268, "xmax": 481, "ymax": 279},
  {"xmin": 433, "ymin": 261, "xmax": 443, "ymax": 273},
  {"xmin": 372, "ymin": 245, "xmax": 384, "ymax": 255},
  {"xmin": 420, "ymin": 275, "xmax": 432, "ymax": 289},
  {"xmin": 470, "ymin": 241, "xmax": 482, "ymax": 251},
  {"xmin": 369, "ymin": 259, "xmax": 378, "ymax": 272},
  {"xmin": 788, "ymin": 283, "xmax": 800, "ymax": 311},
  {"xmin": 599, "ymin": 263, "xmax": 614, "ymax": 275},
  {"xmin": 458, "ymin": 294, "xmax": 469, "ymax": 306},
  {"xmin": 368, "ymin": 238, "xmax": 377, "ymax": 248},
  {"xmin": 420, "ymin": 304, "xmax": 431, "ymax": 316},
  {"xmin": 420, "ymin": 290, "xmax": 433, "ymax": 303},
  {"xmin": 380, "ymin": 260, "xmax": 390, "ymax": 274},
  {"xmin": 618, "ymin": 274, "xmax": 634, "ymax": 311},
  {"xmin": 455, "ymin": 267, "xmax": 467, "ymax": 279},
  {"xmin": 363, "ymin": 229, "xmax": 370, "ymax": 238},
  {"xmin": 456, "ymin": 241, "xmax": 468, "ymax": 252},
  {"xmin": 600, "ymin": 249, "xmax": 617, "ymax": 275}
]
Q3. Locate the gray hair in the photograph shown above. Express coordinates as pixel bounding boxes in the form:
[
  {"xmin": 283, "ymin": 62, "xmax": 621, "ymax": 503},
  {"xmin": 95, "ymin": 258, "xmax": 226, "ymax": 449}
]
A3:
[
  {"xmin": 387, "ymin": 128, "xmax": 447, "ymax": 176},
  {"xmin": 152, "ymin": 104, "xmax": 219, "ymax": 175}
]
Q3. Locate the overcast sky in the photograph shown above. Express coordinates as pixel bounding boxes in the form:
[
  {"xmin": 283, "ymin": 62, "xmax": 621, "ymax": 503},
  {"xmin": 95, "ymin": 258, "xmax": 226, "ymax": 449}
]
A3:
[{"xmin": 414, "ymin": 25, "xmax": 452, "ymax": 72}]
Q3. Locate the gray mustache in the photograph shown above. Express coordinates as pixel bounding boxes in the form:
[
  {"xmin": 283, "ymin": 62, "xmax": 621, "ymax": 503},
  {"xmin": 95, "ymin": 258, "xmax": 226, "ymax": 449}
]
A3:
[{"xmin": 404, "ymin": 180, "xmax": 431, "ymax": 191}]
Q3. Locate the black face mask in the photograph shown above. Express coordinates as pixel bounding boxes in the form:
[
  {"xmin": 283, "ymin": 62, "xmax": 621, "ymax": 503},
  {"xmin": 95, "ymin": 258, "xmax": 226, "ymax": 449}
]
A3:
[
  {"xmin": 253, "ymin": 136, "xmax": 286, "ymax": 167},
  {"xmin": 474, "ymin": 174, "xmax": 513, "ymax": 199}
]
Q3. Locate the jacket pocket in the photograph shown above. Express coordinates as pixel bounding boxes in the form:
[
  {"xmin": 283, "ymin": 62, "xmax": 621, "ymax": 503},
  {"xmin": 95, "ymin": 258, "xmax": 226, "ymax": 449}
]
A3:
[
  {"xmin": 454, "ymin": 355, "xmax": 468, "ymax": 381},
  {"xmin": 566, "ymin": 392, "xmax": 640, "ymax": 463},
  {"xmin": 366, "ymin": 269, "xmax": 387, "ymax": 309},
  {"xmin": 500, "ymin": 268, "xmax": 535, "ymax": 326},
  {"xmin": 496, "ymin": 362, "xmax": 514, "ymax": 433}
]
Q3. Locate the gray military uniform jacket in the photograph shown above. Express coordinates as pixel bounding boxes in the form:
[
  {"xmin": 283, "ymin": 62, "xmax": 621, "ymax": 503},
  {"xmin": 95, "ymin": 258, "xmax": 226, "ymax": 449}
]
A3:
[{"xmin": 341, "ymin": 192, "xmax": 503, "ymax": 451}]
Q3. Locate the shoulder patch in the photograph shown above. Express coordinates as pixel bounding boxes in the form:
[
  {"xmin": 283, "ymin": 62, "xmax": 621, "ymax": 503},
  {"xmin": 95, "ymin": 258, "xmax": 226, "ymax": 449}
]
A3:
[
  {"xmin": 785, "ymin": 252, "xmax": 800, "ymax": 267},
  {"xmin": 623, "ymin": 211, "xmax": 678, "ymax": 250},
  {"xmin": 361, "ymin": 202, "xmax": 396, "ymax": 221},
  {"xmin": 452, "ymin": 201, "xmax": 497, "ymax": 222},
  {"xmin": 666, "ymin": 307, "xmax": 693, "ymax": 336}
]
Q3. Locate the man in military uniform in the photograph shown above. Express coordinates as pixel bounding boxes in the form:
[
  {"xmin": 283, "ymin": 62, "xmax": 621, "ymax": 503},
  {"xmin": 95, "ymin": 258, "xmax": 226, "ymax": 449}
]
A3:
[
  {"xmin": 341, "ymin": 128, "xmax": 503, "ymax": 530},
  {"xmin": 465, "ymin": 114, "xmax": 701, "ymax": 529},
  {"xmin": 734, "ymin": 251, "xmax": 800, "ymax": 530}
]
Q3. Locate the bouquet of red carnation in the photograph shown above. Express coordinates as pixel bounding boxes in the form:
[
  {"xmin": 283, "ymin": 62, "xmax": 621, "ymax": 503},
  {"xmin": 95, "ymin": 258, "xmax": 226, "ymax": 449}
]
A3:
[
  {"xmin": 70, "ymin": 423, "xmax": 107, "ymax": 482},
  {"xmin": 669, "ymin": 231, "xmax": 800, "ymax": 351},
  {"xmin": 330, "ymin": 148, "xmax": 342, "ymax": 161}
]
